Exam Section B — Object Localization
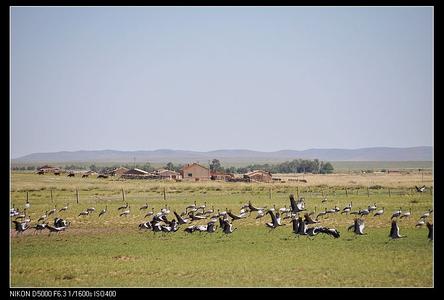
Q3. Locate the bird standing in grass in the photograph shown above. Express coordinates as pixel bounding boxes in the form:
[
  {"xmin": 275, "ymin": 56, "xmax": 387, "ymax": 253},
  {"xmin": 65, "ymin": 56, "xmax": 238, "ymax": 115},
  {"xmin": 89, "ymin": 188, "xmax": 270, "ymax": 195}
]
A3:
[
  {"xmin": 118, "ymin": 203, "xmax": 128, "ymax": 211},
  {"xmin": 391, "ymin": 208, "xmax": 402, "ymax": 219},
  {"xmin": 389, "ymin": 220, "xmax": 405, "ymax": 239},
  {"xmin": 400, "ymin": 208, "xmax": 411, "ymax": 219},
  {"xmin": 120, "ymin": 206, "xmax": 131, "ymax": 217},
  {"xmin": 99, "ymin": 206, "xmax": 108, "ymax": 217},
  {"xmin": 427, "ymin": 222, "xmax": 433, "ymax": 240},
  {"xmin": 140, "ymin": 203, "xmax": 149, "ymax": 210},
  {"xmin": 373, "ymin": 207, "xmax": 384, "ymax": 217},
  {"xmin": 348, "ymin": 218, "xmax": 366, "ymax": 235}
]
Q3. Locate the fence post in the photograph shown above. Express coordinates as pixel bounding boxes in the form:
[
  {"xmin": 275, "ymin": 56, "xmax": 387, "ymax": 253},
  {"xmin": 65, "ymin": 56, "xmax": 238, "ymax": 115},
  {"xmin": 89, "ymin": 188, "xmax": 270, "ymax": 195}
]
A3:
[
  {"xmin": 269, "ymin": 187, "xmax": 272, "ymax": 200},
  {"xmin": 297, "ymin": 186, "xmax": 299, "ymax": 198},
  {"xmin": 164, "ymin": 187, "xmax": 166, "ymax": 201},
  {"xmin": 50, "ymin": 189, "xmax": 53, "ymax": 203},
  {"xmin": 345, "ymin": 188, "xmax": 348, "ymax": 197},
  {"xmin": 367, "ymin": 187, "xmax": 369, "ymax": 197},
  {"xmin": 26, "ymin": 191, "xmax": 29, "ymax": 203},
  {"xmin": 76, "ymin": 189, "xmax": 79, "ymax": 204},
  {"xmin": 389, "ymin": 188, "xmax": 391, "ymax": 197},
  {"xmin": 430, "ymin": 186, "xmax": 433, "ymax": 195},
  {"xmin": 122, "ymin": 189, "xmax": 125, "ymax": 202}
]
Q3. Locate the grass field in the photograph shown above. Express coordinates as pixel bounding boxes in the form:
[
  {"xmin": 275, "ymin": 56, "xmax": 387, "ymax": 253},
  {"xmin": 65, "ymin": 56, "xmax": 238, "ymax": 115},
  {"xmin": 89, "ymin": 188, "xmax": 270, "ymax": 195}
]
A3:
[{"xmin": 10, "ymin": 172, "xmax": 433, "ymax": 287}]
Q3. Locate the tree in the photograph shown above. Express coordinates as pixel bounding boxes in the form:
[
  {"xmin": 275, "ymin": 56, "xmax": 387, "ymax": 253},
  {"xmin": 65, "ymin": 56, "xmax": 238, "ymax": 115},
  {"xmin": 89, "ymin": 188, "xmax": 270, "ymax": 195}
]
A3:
[
  {"xmin": 166, "ymin": 162, "xmax": 174, "ymax": 171},
  {"xmin": 320, "ymin": 162, "xmax": 334, "ymax": 174},
  {"xmin": 209, "ymin": 159, "xmax": 223, "ymax": 172}
]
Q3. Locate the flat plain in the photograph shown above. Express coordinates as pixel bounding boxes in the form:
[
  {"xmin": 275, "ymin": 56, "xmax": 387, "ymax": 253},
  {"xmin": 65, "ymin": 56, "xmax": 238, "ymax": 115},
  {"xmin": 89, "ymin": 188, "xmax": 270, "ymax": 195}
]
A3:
[{"xmin": 10, "ymin": 171, "xmax": 433, "ymax": 287}]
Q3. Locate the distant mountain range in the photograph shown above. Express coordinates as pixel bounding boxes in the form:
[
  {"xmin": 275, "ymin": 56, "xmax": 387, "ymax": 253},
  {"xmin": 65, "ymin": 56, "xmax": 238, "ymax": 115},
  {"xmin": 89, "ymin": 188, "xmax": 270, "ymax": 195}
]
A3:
[{"xmin": 11, "ymin": 146, "xmax": 432, "ymax": 164}]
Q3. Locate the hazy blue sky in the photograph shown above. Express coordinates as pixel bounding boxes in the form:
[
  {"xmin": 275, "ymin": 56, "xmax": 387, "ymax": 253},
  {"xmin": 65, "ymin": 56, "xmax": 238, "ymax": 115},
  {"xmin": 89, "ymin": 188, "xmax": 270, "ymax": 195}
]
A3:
[{"xmin": 11, "ymin": 6, "xmax": 433, "ymax": 158}]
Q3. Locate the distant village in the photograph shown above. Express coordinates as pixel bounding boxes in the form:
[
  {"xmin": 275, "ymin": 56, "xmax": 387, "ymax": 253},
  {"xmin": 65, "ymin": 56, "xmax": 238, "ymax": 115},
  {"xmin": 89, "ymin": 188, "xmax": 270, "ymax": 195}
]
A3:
[{"xmin": 34, "ymin": 163, "xmax": 275, "ymax": 183}]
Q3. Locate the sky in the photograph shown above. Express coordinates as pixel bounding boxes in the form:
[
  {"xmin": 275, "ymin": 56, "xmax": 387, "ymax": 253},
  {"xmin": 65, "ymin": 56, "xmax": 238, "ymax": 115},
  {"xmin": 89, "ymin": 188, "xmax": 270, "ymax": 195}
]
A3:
[{"xmin": 10, "ymin": 6, "xmax": 433, "ymax": 158}]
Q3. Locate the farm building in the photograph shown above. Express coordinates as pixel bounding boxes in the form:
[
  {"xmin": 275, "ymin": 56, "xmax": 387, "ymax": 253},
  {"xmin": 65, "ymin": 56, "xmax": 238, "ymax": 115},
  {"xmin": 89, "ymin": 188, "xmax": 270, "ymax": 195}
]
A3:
[
  {"xmin": 124, "ymin": 168, "xmax": 149, "ymax": 175},
  {"xmin": 154, "ymin": 169, "xmax": 182, "ymax": 180},
  {"xmin": 243, "ymin": 170, "xmax": 273, "ymax": 182},
  {"xmin": 37, "ymin": 165, "xmax": 61, "ymax": 174},
  {"xmin": 120, "ymin": 168, "xmax": 157, "ymax": 179},
  {"xmin": 108, "ymin": 167, "xmax": 129, "ymax": 176},
  {"xmin": 210, "ymin": 171, "xmax": 234, "ymax": 181},
  {"xmin": 180, "ymin": 163, "xmax": 210, "ymax": 181}
]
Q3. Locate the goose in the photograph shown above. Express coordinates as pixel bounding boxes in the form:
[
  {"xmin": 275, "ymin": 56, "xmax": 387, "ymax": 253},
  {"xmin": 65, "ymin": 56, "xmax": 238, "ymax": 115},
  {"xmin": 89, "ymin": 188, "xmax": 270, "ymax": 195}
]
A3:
[
  {"xmin": 140, "ymin": 203, "xmax": 149, "ymax": 210},
  {"xmin": 170, "ymin": 219, "xmax": 179, "ymax": 232},
  {"xmin": 239, "ymin": 207, "xmax": 249, "ymax": 215},
  {"xmin": 400, "ymin": 208, "xmax": 412, "ymax": 219},
  {"xmin": 173, "ymin": 211, "xmax": 190, "ymax": 225},
  {"xmin": 389, "ymin": 220, "xmax": 405, "ymax": 239},
  {"xmin": 12, "ymin": 220, "xmax": 30, "ymax": 235},
  {"xmin": 279, "ymin": 205, "xmax": 290, "ymax": 214},
  {"xmin": 204, "ymin": 206, "xmax": 215, "ymax": 215},
  {"xmin": 334, "ymin": 205, "xmax": 340, "ymax": 213},
  {"xmin": 144, "ymin": 208, "xmax": 155, "ymax": 218},
  {"xmin": 184, "ymin": 225, "xmax": 196, "ymax": 233},
  {"xmin": 86, "ymin": 207, "xmax": 96, "ymax": 214},
  {"xmin": 304, "ymin": 213, "xmax": 319, "ymax": 225},
  {"xmin": 416, "ymin": 219, "xmax": 425, "ymax": 227},
  {"xmin": 197, "ymin": 202, "xmax": 206, "ymax": 211},
  {"xmin": 391, "ymin": 208, "xmax": 402, "ymax": 219},
  {"xmin": 218, "ymin": 209, "xmax": 227, "ymax": 217},
  {"xmin": 316, "ymin": 227, "xmax": 340, "ymax": 238},
  {"xmin": 32, "ymin": 223, "xmax": 48, "ymax": 234},
  {"xmin": 207, "ymin": 221, "xmax": 217, "ymax": 233},
  {"xmin": 46, "ymin": 224, "xmax": 66, "ymax": 235},
  {"xmin": 161, "ymin": 205, "xmax": 170, "ymax": 215},
  {"xmin": 265, "ymin": 210, "xmax": 279, "ymax": 229},
  {"xmin": 248, "ymin": 201, "xmax": 265, "ymax": 212},
  {"xmin": 373, "ymin": 207, "xmax": 384, "ymax": 217},
  {"xmin": 78, "ymin": 210, "xmax": 89, "ymax": 217},
  {"xmin": 368, "ymin": 203, "xmax": 377, "ymax": 212},
  {"xmin": 341, "ymin": 207, "xmax": 351, "ymax": 214},
  {"xmin": 348, "ymin": 218, "xmax": 366, "ymax": 235},
  {"xmin": 227, "ymin": 210, "xmax": 247, "ymax": 221},
  {"xmin": 59, "ymin": 203, "xmax": 69, "ymax": 212},
  {"xmin": 24, "ymin": 199, "xmax": 30, "ymax": 209},
  {"xmin": 325, "ymin": 207, "xmax": 336, "ymax": 215},
  {"xmin": 296, "ymin": 217, "xmax": 308, "ymax": 236},
  {"xmin": 222, "ymin": 219, "xmax": 236, "ymax": 234},
  {"xmin": 120, "ymin": 206, "xmax": 131, "ymax": 217},
  {"xmin": 98, "ymin": 206, "xmax": 108, "ymax": 217},
  {"xmin": 359, "ymin": 208, "xmax": 370, "ymax": 217},
  {"xmin": 275, "ymin": 212, "xmax": 285, "ymax": 226},
  {"xmin": 241, "ymin": 203, "xmax": 250, "ymax": 210},
  {"xmin": 255, "ymin": 209, "xmax": 266, "ymax": 220},
  {"xmin": 415, "ymin": 185, "xmax": 426, "ymax": 193},
  {"xmin": 38, "ymin": 211, "xmax": 49, "ymax": 223},
  {"xmin": 117, "ymin": 203, "xmax": 129, "ymax": 211},
  {"xmin": 420, "ymin": 209, "xmax": 433, "ymax": 219},
  {"xmin": 291, "ymin": 216, "xmax": 299, "ymax": 234},
  {"xmin": 54, "ymin": 217, "xmax": 69, "ymax": 228},
  {"xmin": 195, "ymin": 225, "xmax": 208, "ymax": 232},
  {"xmin": 185, "ymin": 201, "xmax": 197, "ymax": 213},
  {"xmin": 138, "ymin": 221, "xmax": 152, "ymax": 230},
  {"xmin": 321, "ymin": 196, "xmax": 328, "ymax": 203},
  {"xmin": 427, "ymin": 222, "xmax": 433, "ymax": 240},
  {"xmin": 289, "ymin": 194, "xmax": 305, "ymax": 213},
  {"xmin": 47, "ymin": 206, "xmax": 57, "ymax": 216},
  {"xmin": 189, "ymin": 212, "xmax": 207, "ymax": 221},
  {"xmin": 316, "ymin": 208, "xmax": 328, "ymax": 220},
  {"xmin": 152, "ymin": 223, "xmax": 163, "ymax": 233}
]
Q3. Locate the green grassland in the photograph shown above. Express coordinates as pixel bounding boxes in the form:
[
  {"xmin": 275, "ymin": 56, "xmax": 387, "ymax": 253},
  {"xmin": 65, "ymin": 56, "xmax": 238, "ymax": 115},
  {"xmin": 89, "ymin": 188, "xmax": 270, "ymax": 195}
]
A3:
[{"xmin": 10, "ymin": 172, "xmax": 433, "ymax": 287}]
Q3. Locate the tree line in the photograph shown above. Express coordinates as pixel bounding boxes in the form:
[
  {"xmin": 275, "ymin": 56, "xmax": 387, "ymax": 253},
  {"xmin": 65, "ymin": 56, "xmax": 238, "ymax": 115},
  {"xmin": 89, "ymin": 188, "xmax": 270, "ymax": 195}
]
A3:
[{"xmin": 12, "ymin": 158, "xmax": 334, "ymax": 174}]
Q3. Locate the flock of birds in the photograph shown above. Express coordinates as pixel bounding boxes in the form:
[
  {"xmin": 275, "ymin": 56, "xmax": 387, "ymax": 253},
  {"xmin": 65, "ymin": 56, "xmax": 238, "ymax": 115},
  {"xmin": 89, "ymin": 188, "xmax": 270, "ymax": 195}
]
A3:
[{"xmin": 10, "ymin": 190, "xmax": 433, "ymax": 241}]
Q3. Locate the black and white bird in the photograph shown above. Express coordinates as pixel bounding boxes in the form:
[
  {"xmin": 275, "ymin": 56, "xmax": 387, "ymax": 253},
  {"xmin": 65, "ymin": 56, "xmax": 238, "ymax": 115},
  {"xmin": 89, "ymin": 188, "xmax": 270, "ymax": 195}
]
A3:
[
  {"xmin": 185, "ymin": 201, "xmax": 197, "ymax": 213},
  {"xmin": 38, "ymin": 211, "xmax": 49, "ymax": 223},
  {"xmin": 400, "ymin": 208, "xmax": 412, "ymax": 219},
  {"xmin": 99, "ymin": 206, "xmax": 108, "ymax": 217},
  {"xmin": 289, "ymin": 194, "xmax": 305, "ymax": 213},
  {"xmin": 265, "ymin": 210, "xmax": 279, "ymax": 229},
  {"xmin": 359, "ymin": 208, "xmax": 370, "ymax": 217},
  {"xmin": 138, "ymin": 221, "xmax": 152, "ymax": 230},
  {"xmin": 12, "ymin": 220, "xmax": 30, "ymax": 235},
  {"xmin": 144, "ymin": 208, "xmax": 155, "ymax": 218},
  {"xmin": 173, "ymin": 211, "xmax": 190, "ymax": 225},
  {"xmin": 316, "ymin": 208, "xmax": 328, "ymax": 220},
  {"xmin": 389, "ymin": 220, "xmax": 405, "ymax": 239},
  {"xmin": 227, "ymin": 210, "xmax": 247, "ymax": 221},
  {"xmin": 118, "ymin": 202, "xmax": 129, "ymax": 211},
  {"xmin": 197, "ymin": 202, "xmax": 207, "ymax": 212},
  {"xmin": 348, "ymin": 218, "xmax": 366, "ymax": 235},
  {"xmin": 306, "ymin": 226, "xmax": 340, "ymax": 239},
  {"xmin": 32, "ymin": 223, "xmax": 48, "ymax": 234},
  {"xmin": 46, "ymin": 224, "xmax": 66, "ymax": 235},
  {"xmin": 78, "ymin": 210, "xmax": 89, "ymax": 217},
  {"xmin": 184, "ymin": 225, "xmax": 196, "ymax": 233},
  {"xmin": 54, "ymin": 217, "xmax": 69, "ymax": 228},
  {"xmin": 59, "ymin": 203, "xmax": 69, "ymax": 212},
  {"xmin": 24, "ymin": 199, "xmax": 30, "ymax": 210},
  {"xmin": 86, "ymin": 207, "xmax": 96, "ymax": 214},
  {"xmin": 415, "ymin": 185, "xmax": 426, "ymax": 193},
  {"xmin": 119, "ymin": 206, "xmax": 131, "ymax": 217},
  {"xmin": 368, "ymin": 203, "xmax": 377, "ymax": 213},
  {"xmin": 415, "ymin": 219, "xmax": 425, "ymax": 227},
  {"xmin": 427, "ymin": 222, "xmax": 433, "ymax": 240},
  {"xmin": 255, "ymin": 209, "xmax": 266, "ymax": 220},
  {"xmin": 420, "ymin": 209, "xmax": 433, "ymax": 219},
  {"xmin": 373, "ymin": 207, "xmax": 384, "ymax": 217},
  {"xmin": 221, "ymin": 218, "xmax": 236, "ymax": 234},
  {"xmin": 391, "ymin": 208, "xmax": 402, "ymax": 219},
  {"xmin": 350, "ymin": 208, "xmax": 361, "ymax": 215},
  {"xmin": 140, "ymin": 203, "xmax": 149, "ymax": 210},
  {"xmin": 248, "ymin": 201, "xmax": 266, "ymax": 213},
  {"xmin": 189, "ymin": 211, "xmax": 207, "ymax": 221},
  {"xmin": 47, "ymin": 206, "xmax": 57, "ymax": 216}
]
